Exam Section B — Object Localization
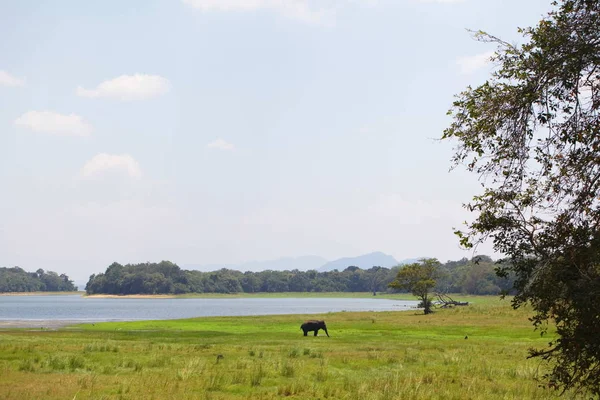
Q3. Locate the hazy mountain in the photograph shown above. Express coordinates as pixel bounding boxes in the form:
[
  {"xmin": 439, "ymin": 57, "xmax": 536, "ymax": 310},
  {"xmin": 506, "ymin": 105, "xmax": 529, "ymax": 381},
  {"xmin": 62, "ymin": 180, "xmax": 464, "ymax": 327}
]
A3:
[
  {"xmin": 183, "ymin": 263, "xmax": 236, "ymax": 272},
  {"xmin": 396, "ymin": 257, "xmax": 424, "ymax": 265},
  {"xmin": 183, "ymin": 255, "xmax": 328, "ymax": 273},
  {"xmin": 317, "ymin": 251, "xmax": 399, "ymax": 272},
  {"xmin": 183, "ymin": 253, "xmax": 424, "ymax": 273},
  {"xmin": 239, "ymin": 256, "xmax": 328, "ymax": 271},
  {"xmin": 73, "ymin": 280, "xmax": 88, "ymax": 291}
]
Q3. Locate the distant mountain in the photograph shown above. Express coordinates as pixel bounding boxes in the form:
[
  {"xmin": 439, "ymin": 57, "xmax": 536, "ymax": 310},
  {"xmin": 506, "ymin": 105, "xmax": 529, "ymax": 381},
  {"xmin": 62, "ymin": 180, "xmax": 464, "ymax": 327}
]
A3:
[
  {"xmin": 396, "ymin": 257, "xmax": 424, "ymax": 265},
  {"xmin": 183, "ymin": 253, "xmax": 424, "ymax": 273},
  {"xmin": 73, "ymin": 280, "xmax": 88, "ymax": 291},
  {"xmin": 183, "ymin": 255, "xmax": 328, "ymax": 273},
  {"xmin": 183, "ymin": 263, "xmax": 236, "ymax": 272},
  {"xmin": 317, "ymin": 251, "xmax": 399, "ymax": 272},
  {"xmin": 239, "ymin": 256, "xmax": 328, "ymax": 271}
]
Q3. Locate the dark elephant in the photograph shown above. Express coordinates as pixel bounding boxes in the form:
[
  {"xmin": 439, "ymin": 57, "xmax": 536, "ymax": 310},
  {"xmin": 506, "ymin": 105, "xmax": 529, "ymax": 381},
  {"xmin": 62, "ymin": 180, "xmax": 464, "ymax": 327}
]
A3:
[{"xmin": 300, "ymin": 320, "xmax": 329, "ymax": 337}]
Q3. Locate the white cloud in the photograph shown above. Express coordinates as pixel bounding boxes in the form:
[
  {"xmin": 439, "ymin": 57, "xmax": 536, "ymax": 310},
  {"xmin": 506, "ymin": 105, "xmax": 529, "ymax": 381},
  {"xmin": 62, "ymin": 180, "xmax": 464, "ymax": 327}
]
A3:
[
  {"xmin": 0, "ymin": 70, "xmax": 25, "ymax": 87},
  {"xmin": 182, "ymin": 0, "xmax": 334, "ymax": 25},
  {"xmin": 455, "ymin": 51, "xmax": 495, "ymax": 74},
  {"xmin": 207, "ymin": 139, "xmax": 235, "ymax": 151},
  {"xmin": 14, "ymin": 111, "xmax": 92, "ymax": 137},
  {"xmin": 81, "ymin": 153, "xmax": 142, "ymax": 179},
  {"xmin": 76, "ymin": 74, "xmax": 170, "ymax": 101}
]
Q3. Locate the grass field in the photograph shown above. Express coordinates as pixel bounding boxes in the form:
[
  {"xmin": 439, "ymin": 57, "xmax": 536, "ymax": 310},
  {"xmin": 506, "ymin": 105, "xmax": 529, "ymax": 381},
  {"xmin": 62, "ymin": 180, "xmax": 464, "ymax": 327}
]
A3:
[{"xmin": 0, "ymin": 296, "xmax": 580, "ymax": 399}]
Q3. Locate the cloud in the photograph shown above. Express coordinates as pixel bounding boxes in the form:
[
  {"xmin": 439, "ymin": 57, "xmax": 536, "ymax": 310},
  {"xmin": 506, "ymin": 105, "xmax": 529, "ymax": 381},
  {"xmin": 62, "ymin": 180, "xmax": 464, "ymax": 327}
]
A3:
[
  {"xmin": 14, "ymin": 111, "xmax": 92, "ymax": 137},
  {"xmin": 0, "ymin": 70, "xmax": 25, "ymax": 87},
  {"xmin": 207, "ymin": 139, "xmax": 235, "ymax": 151},
  {"xmin": 76, "ymin": 74, "xmax": 170, "ymax": 101},
  {"xmin": 81, "ymin": 153, "xmax": 142, "ymax": 179},
  {"xmin": 455, "ymin": 51, "xmax": 495, "ymax": 74},
  {"xmin": 182, "ymin": 0, "xmax": 334, "ymax": 25}
]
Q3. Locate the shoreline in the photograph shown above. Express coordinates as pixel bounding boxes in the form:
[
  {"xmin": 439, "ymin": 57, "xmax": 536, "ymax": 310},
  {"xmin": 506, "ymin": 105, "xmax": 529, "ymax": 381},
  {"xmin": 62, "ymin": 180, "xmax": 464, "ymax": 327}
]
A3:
[
  {"xmin": 85, "ymin": 294, "xmax": 177, "ymax": 299},
  {"xmin": 84, "ymin": 292, "xmax": 418, "ymax": 300},
  {"xmin": 1, "ymin": 292, "xmax": 442, "ymax": 301},
  {"xmin": 0, "ymin": 291, "xmax": 83, "ymax": 296},
  {"xmin": 0, "ymin": 319, "xmax": 89, "ymax": 329}
]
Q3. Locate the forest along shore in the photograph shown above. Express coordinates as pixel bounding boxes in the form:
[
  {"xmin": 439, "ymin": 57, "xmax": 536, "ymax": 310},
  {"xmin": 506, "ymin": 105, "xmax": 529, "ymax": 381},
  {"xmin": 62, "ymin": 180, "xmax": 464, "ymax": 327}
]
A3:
[
  {"xmin": 0, "ymin": 291, "xmax": 83, "ymax": 296},
  {"xmin": 0, "ymin": 293, "xmax": 174, "ymax": 298}
]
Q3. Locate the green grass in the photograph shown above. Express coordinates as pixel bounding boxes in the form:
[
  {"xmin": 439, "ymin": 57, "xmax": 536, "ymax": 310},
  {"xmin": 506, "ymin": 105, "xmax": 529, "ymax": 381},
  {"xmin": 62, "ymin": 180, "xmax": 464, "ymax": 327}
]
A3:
[{"xmin": 0, "ymin": 297, "xmax": 581, "ymax": 400}]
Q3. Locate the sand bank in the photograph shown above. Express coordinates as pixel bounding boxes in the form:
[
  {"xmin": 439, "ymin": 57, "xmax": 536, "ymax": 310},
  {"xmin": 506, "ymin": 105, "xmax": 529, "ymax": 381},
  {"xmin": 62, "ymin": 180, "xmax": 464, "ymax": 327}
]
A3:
[
  {"xmin": 0, "ymin": 320, "xmax": 88, "ymax": 329},
  {"xmin": 84, "ymin": 294, "xmax": 176, "ymax": 299}
]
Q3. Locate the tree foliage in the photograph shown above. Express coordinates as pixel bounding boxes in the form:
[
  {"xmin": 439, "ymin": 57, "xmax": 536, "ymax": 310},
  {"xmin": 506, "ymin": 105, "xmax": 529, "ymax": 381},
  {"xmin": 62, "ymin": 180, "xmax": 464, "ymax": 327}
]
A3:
[
  {"xmin": 443, "ymin": 0, "xmax": 600, "ymax": 394},
  {"xmin": 85, "ymin": 262, "xmax": 400, "ymax": 295},
  {"xmin": 388, "ymin": 258, "xmax": 441, "ymax": 314},
  {"xmin": 84, "ymin": 257, "xmax": 508, "ymax": 296},
  {"xmin": 0, "ymin": 267, "xmax": 77, "ymax": 292}
]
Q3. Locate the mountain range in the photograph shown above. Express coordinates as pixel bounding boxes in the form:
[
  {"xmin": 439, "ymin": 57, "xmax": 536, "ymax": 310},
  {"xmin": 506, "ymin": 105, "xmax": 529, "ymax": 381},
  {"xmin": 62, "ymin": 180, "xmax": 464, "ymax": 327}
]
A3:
[{"xmin": 183, "ymin": 252, "xmax": 423, "ymax": 273}]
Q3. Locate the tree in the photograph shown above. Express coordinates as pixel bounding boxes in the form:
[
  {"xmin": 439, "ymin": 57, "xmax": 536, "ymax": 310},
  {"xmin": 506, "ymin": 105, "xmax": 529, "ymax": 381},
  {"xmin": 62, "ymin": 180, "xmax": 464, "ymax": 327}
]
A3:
[
  {"xmin": 442, "ymin": 0, "xmax": 600, "ymax": 394},
  {"xmin": 288, "ymin": 272, "xmax": 310, "ymax": 292},
  {"xmin": 388, "ymin": 259, "xmax": 440, "ymax": 314},
  {"xmin": 0, "ymin": 267, "xmax": 75, "ymax": 292},
  {"xmin": 364, "ymin": 266, "xmax": 389, "ymax": 296}
]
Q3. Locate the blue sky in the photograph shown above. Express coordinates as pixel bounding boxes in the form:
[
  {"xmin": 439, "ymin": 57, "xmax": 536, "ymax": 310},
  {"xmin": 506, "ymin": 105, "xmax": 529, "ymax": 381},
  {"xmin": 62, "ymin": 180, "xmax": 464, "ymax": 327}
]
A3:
[{"xmin": 1, "ymin": 0, "xmax": 553, "ymax": 281}]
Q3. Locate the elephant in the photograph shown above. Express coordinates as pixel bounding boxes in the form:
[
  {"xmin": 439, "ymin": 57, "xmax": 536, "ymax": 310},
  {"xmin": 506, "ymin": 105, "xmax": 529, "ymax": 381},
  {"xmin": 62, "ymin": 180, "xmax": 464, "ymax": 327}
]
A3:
[{"xmin": 300, "ymin": 320, "xmax": 329, "ymax": 337}]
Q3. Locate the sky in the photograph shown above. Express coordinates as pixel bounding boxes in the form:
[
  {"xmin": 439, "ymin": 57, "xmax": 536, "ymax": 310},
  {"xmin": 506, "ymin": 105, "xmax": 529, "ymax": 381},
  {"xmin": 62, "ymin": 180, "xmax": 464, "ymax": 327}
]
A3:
[{"xmin": 1, "ymin": 0, "xmax": 554, "ymax": 282}]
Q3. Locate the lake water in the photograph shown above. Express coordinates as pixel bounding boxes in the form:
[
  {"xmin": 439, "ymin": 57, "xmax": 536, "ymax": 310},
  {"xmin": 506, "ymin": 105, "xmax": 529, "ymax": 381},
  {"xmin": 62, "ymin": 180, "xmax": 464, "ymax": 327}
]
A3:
[{"xmin": 0, "ymin": 295, "xmax": 418, "ymax": 326}]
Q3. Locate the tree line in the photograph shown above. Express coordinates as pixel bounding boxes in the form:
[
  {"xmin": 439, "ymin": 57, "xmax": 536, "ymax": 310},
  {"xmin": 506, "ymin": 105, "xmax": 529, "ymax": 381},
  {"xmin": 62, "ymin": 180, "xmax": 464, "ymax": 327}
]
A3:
[
  {"xmin": 0, "ymin": 267, "xmax": 78, "ymax": 292},
  {"xmin": 84, "ymin": 256, "xmax": 513, "ymax": 295}
]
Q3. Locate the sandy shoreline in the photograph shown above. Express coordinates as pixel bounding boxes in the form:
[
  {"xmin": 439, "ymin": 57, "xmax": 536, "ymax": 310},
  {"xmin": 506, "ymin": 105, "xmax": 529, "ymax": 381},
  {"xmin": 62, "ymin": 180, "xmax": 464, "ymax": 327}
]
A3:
[
  {"xmin": 85, "ymin": 294, "xmax": 176, "ymax": 299},
  {"xmin": 0, "ymin": 320, "xmax": 89, "ymax": 329}
]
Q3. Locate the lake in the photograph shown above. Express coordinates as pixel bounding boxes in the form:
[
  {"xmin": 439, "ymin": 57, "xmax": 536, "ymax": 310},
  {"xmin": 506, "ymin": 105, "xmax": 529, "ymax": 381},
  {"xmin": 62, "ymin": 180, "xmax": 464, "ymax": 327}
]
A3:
[{"xmin": 0, "ymin": 295, "xmax": 419, "ymax": 327}]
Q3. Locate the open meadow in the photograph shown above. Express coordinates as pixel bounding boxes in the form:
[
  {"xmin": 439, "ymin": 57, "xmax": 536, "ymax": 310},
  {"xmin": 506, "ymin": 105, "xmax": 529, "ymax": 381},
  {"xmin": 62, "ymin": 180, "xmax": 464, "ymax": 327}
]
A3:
[{"xmin": 0, "ymin": 297, "xmax": 579, "ymax": 400}]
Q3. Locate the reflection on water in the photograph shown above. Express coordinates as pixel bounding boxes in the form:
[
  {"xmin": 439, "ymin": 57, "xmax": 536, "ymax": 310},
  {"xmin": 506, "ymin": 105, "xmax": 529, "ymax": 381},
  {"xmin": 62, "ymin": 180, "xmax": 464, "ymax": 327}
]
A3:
[{"xmin": 0, "ymin": 295, "xmax": 418, "ymax": 322}]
